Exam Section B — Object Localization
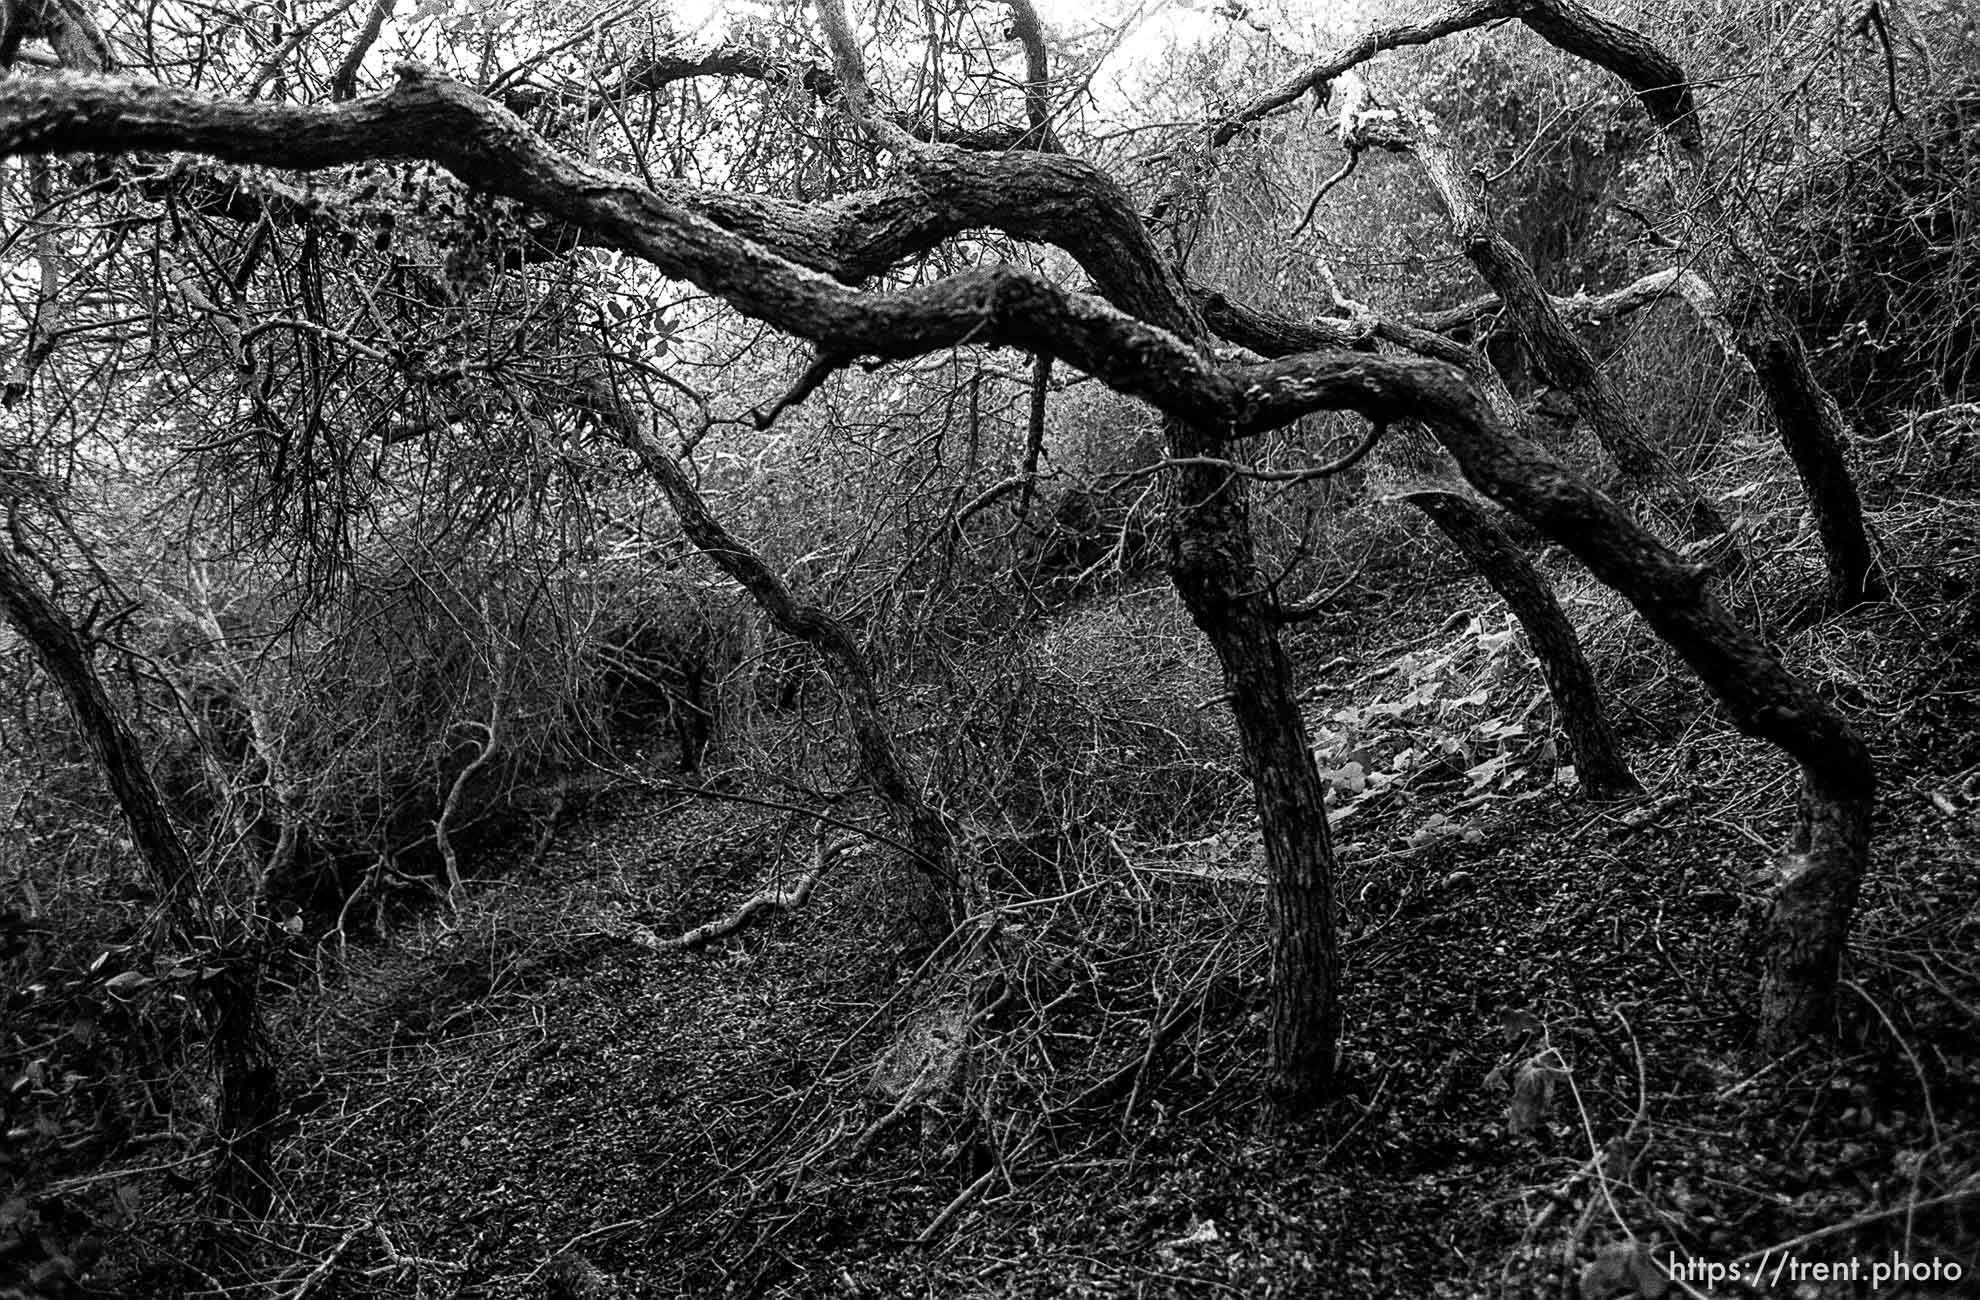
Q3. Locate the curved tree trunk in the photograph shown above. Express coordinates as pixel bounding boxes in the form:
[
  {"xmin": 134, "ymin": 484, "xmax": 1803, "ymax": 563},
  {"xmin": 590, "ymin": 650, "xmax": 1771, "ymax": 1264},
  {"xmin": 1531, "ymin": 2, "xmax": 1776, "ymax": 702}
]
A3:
[
  {"xmin": 0, "ymin": 540, "xmax": 277, "ymax": 1213},
  {"xmin": 1166, "ymin": 429, "xmax": 1340, "ymax": 1117},
  {"xmin": 1197, "ymin": 303, "xmax": 1639, "ymax": 804},
  {"xmin": 579, "ymin": 379, "xmax": 957, "ymax": 950},
  {"xmin": 0, "ymin": 544, "xmax": 200, "ymax": 912},
  {"xmin": 1402, "ymin": 490, "xmax": 1640, "ymax": 801},
  {"xmin": 1400, "ymin": 371, "xmax": 1874, "ymax": 1049},
  {"xmin": 1744, "ymin": 324, "xmax": 1886, "ymax": 609},
  {"xmin": 1504, "ymin": 0, "xmax": 1882, "ymax": 1036},
  {"xmin": 0, "ymin": 6, "xmax": 1867, "ymax": 1095},
  {"xmin": 1520, "ymin": 0, "xmax": 1884, "ymax": 610},
  {"xmin": 846, "ymin": 0, "xmax": 1346, "ymax": 1113},
  {"xmin": 1347, "ymin": 92, "xmax": 1731, "ymax": 545}
]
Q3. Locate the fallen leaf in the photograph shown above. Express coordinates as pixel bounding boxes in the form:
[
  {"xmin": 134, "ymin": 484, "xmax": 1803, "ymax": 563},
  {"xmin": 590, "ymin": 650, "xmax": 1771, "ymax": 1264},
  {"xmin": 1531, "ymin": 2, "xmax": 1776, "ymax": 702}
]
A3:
[
  {"xmin": 1580, "ymin": 1241, "xmax": 1669, "ymax": 1298},
  {"xmin": 1500, "ymin": 1008, "xmax": 1542, "ymax": 1040},
  {"xmin": 1159, "ymin": 1218, "xmax": 1221, "ymax": 1250},
  {"xmin": 1508, "ymin": 1057, "xmax": 1562, "ymax": 1134}
]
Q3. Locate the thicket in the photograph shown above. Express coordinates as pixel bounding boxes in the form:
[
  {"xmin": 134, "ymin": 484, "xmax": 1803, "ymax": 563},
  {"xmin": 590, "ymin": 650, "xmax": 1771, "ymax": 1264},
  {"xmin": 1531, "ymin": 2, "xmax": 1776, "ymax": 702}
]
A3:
[{"xmin": 2, "ymin": 0, "xmax": 1977, "ymax": 1293}]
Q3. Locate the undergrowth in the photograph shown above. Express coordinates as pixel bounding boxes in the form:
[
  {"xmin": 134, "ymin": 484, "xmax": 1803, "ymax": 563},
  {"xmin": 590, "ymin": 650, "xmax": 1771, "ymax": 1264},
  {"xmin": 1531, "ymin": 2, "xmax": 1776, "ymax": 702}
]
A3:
[{"xmin": 13, "ymin": 394, "xmax": 1970, "ymax": 1299}]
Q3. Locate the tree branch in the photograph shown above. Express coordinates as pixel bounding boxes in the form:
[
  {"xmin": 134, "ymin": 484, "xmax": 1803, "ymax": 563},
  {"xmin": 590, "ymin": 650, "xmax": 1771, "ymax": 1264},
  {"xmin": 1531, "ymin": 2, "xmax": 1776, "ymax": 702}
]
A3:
[
  {"xmin": 1002, "ymin": 0, "xmax": 1061, "ymax": 152},
  {"xmin": 1205, "ymin": 0, "xmax": 1522, "ymax": 148},
  {"xmin": 1519, "ymin": 0, "xmax": 1702, "ymax": 151},
  {"xmin": 331, "ymin": 0, "xmax": 398, "ymax": 102},
  {"xmin": 628, "ymin": 824, "xmax": 847, "ymax": 953},
  {"xmin": 813, "ymin": 0, "xmax": 920, "ymax": 154},
  {"xmin": 1344, "ymin": 85, "xmax": 1729, "ymax": 540},
  {"xmin": 0, "ymin": 67, "xmax": 1866, "ymax": 809}
]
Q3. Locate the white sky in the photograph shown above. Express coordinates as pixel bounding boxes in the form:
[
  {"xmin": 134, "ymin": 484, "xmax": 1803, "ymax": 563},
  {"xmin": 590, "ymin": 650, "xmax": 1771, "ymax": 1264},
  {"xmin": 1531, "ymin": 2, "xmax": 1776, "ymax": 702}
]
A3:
[
  {"xmin": 657, "ymin": 0, "xmax": 1366, "ymax": 121},
  {"xmin": 665, "ymin": 0, "xmax": 1274, "ymax": 67},
  {"xmin": 668, "ymin": 0, "xmax": 1183, "ymax": 38}
]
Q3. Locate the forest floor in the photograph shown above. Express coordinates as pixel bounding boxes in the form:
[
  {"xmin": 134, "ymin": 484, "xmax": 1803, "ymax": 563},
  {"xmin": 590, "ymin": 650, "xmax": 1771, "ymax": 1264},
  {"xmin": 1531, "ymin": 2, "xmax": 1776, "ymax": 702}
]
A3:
[
  {"xmin": 193, "ymin": 570, "xmax": 1980, "ymax": 1297},
  {"xmin": 81, "ymin": 427, "xmax": 1980, "ymax": 1299}
]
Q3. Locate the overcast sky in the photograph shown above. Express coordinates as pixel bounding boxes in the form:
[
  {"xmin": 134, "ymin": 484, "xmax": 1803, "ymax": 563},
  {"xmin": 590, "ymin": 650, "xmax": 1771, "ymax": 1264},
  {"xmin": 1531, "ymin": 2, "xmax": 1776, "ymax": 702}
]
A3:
[
  {"xmin": 657, "ymin": 0, "xmax": 1363, "ymax": 126},
  {"xmin": 665, "ymin": 0, "xmax": 1352, "ymax": 68}
]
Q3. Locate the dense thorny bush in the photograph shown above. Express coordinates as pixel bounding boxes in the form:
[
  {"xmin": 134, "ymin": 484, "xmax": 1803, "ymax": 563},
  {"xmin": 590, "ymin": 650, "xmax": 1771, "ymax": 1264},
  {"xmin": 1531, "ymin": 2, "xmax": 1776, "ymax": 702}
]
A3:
[
  {"xmin": 1598, "ymin": 302, "xmax": 1752, "ymax": 475},
  {"xmin": 1, "ymin": 532, "xmax": 755, "ymax": 1284}
]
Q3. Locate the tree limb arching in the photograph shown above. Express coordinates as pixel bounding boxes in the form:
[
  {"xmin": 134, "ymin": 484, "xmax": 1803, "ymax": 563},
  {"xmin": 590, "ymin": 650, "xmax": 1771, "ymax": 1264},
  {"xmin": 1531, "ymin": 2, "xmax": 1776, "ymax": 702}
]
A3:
[
  {"xmin": 1392, "ymin": 369, "xmax": 1874, "ymax": 1052},
  {"xmin": 0, "ymin": 49, "xmax": 1868, "ymax": 1061},
  {"xmin": 1504, "ymin": 0, "xmax": 1882, "ymax": 1035},
  {"xmin": 1193, "ymin": 0, "xmax": 1870, "ymax": 612},
  {"xmin": 1192, "ymin": 0, "xmax": 1878, "ymax": 1043},
  {"xmin": 1203, "ymin": 0, "xmax": 1524, "ymax": 148},
  {"xmin": 1204, "ymin": 282, "xmax": 1638, "ymax": 801},
  {"xmin": 571, "ymin": 376, "xmax": 957, "ymax": 947},
  {"xmin": 805, "ymin": 0, "xmax": 1340, "ymax": 1119},
  {"xmin": 1516, "ymin": 0, "xmax": 1702, "ymax": 149},
  {"xmin": 497, "ymin": 29, "xmax": 1053, "ymax": 153},
  {"xmin": 1513, "ymin": 0, "xmax": 1883, "ymax": 612},
  {"xmin": 1341, "ymin": 81, "xmax": 1731, "ymax": 544}
]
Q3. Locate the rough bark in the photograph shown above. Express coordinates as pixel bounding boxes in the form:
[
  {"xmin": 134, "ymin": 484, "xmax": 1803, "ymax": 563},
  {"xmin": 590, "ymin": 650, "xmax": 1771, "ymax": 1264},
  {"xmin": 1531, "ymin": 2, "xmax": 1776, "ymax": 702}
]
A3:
[
  {"xmin": 0, "ymin": 71, "xmax": 1180, "ymax": 312},
  {"xmin": 1385, "ymin": 371, "xmax": 1874, "ymax": 1049},
  {"xmin": 0, "ymin": 0, "xmax": 111, "ymax": 73},
  {"xmin": 1194, "ymin": 286, "xmax": 1381, "ymax": 358},
  {"xmin": 0, "ymin": 541, "xmax": 200, "ymax": 912},
  {"xmin": 0, "ymin": 50, "xmax": 1869, "ymax": 1061},
  {"xmin": 1002, "ymin": 0, "xmax": 1060, "ymax": 153},
  {"xmin": 1402, "ymin": 490, "xmax": 1640, "ymax": 800},
  {"xmin": 1166, "ymin": 415, "xmax": 1346, "ymax": 1112},
  {"xmin": 1214, "ymin": 0, "xmax": 1879, "ymax": 1039},
  {"xmin": 810, "ymin": 0, "xmax": 1344, "ymax": 1116},
  {"xmin": 1744, "ymin": 325, "xmax": 1887, "ymax": 609},
  {"xmin": 1518, "ymin": 0, "xmax": 1703, "ymax": 149},
  {"xmin": 1164, "ymin": 438, "xmax": 1341, "ymax": 1116},
  {"xmin": 1199, "ymin": 268, "xmax": 1746, "ymax": 384},
  {"xmin": 1511, "ymin": 0, "xmax": 1881, "ymax": 1033}
]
